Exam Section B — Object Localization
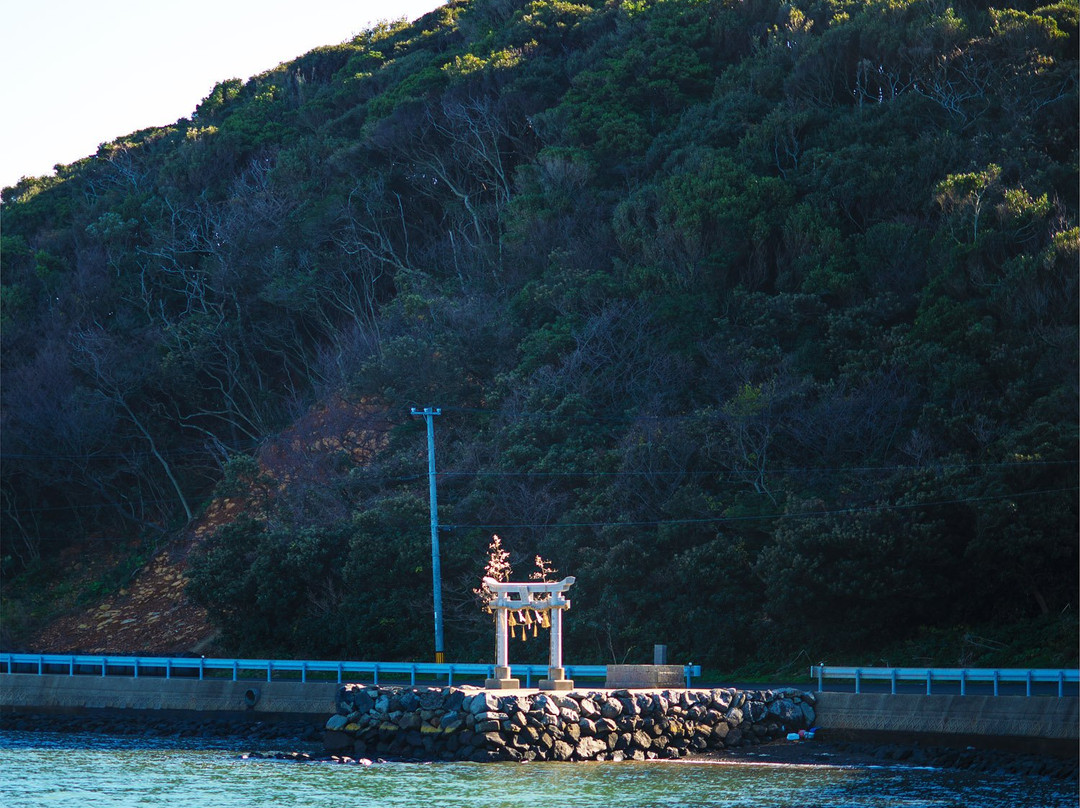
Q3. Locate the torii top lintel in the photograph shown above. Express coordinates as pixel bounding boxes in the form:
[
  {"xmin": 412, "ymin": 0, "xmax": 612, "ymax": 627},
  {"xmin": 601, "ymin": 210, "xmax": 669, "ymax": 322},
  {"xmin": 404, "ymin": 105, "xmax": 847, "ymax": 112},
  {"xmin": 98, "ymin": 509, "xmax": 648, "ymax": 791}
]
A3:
[{"xmin": 482, "ymin": 576, "xmax": 575, "ymax": 610}]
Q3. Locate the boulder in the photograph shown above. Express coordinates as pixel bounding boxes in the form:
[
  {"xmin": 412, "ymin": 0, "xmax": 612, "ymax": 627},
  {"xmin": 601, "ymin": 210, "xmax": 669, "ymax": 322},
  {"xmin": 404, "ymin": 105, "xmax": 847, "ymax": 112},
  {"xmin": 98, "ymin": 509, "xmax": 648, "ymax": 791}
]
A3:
[
  {"xmin": 443, "ymin": 689, "xmax": 466, "ymax": 713},
  {"xmin": 600, "ymin": 698, "xmax": 623, "ymax": 719},
  {"xmin": 748, "ymin": 701, "xmax": 767, "ymax": 722},
  {"xmin": 503, "ymin": 712, "xmax": 527, "ymax": 732},
  {"xmin": 767, "ymin": 699, "xmax": 800, "ymax": 725},
  {"xmin": 470, "ymin": 692, "xmax": 501, "ymax": 714},
  {"xmin": 578, "ymin": 698, "xmax": 600, "ymax": 718},
  {"xmin": 552, "ymin": 740, "xmax": 574, "ymax": 761},
  {"xmin": 533, "ymin": 694, "xmax": 560, "ymax": 716},
  {"xmin": 498, "ymin": 695, "xmax": 528, "ymax": 715},
  {"xmin": 350, "ymin": 690, "xmax": 376, "ymax": 714},
  {"xmin": 419, "ymin": 690, "xmax": 444, "ymax": 710},
  {"xmin": 710, "ymin": 689, "xmax": 732, "ymax": 711},
  {"xmin": 551, "ymin": 694, "xmax": 578, "ymax": 711},
  {"xmin": 576, "ymin": 737, "xmax": 607, "ymax": 760}
]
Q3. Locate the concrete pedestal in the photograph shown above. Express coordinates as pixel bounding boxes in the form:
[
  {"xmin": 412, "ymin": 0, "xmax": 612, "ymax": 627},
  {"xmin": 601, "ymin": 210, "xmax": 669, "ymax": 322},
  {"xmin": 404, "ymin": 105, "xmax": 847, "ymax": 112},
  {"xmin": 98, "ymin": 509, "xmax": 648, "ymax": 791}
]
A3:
[
  {"xmin": 539, "ymin": 667, "xmax": 574, "ymax": 691},
  {"xmin": 484, "ymin": 666, "xmax": 520, "ymax": 690}
]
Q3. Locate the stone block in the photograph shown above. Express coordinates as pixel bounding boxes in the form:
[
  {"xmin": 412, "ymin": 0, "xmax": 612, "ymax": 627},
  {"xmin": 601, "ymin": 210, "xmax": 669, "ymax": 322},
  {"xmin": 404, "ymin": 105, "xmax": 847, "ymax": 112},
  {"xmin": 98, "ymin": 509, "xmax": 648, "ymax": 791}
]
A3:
[{"xmin": 605, "ymin": 665, "xmax": 686, "ymax": 689}]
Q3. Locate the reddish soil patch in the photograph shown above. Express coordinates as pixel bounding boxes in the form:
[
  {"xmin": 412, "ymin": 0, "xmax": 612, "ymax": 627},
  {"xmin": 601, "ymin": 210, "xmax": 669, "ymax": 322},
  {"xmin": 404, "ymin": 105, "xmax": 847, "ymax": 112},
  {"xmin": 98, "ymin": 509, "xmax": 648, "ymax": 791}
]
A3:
[{"xmin": 28, "ymin": 399, "xmax": 388, "ymax": 656}]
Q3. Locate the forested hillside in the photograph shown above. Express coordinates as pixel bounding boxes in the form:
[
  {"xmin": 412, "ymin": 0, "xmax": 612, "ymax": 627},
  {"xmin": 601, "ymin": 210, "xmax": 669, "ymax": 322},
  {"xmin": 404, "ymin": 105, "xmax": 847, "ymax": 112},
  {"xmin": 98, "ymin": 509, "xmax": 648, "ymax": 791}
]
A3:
[{"xmin": 2, "ymin": 0, "xmax": 1077, "ymax": 670}]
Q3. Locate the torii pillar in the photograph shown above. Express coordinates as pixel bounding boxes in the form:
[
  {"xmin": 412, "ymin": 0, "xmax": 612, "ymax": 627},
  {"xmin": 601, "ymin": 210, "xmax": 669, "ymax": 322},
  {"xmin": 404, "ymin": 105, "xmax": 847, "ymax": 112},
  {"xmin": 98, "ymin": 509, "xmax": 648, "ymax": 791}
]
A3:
[{"xmin": 482, "ymin": 576, "xmax": 576, "ymax": 690}]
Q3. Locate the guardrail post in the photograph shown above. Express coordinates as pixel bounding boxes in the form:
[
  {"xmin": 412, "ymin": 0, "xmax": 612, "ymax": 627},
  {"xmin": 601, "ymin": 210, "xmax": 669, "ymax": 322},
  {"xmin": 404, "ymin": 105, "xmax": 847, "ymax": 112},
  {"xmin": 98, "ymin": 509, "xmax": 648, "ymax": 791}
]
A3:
[
  {"xmin": 102, "ymin": 658, "xmax": 107, "ymax": 677},
  {"xmin": 302, "ymin": 662, "xmax": 308, "ymax": 684},
  {"xmin": 890, "ymin": 669, "xmax": 897, "ymax": 695},
  {"xmin": 134, "ymin": 658, "xmax": 139, "ymax": 678},
  {"xmin": 199, "ymin": 657, "xmax": 204, "ymax": 681},
  {"xmin": 337, "ymin": 662, "xmax": 343, "ymax": 684},
  {"xmin": 70, "ymin": 656, "xmax": 75, "ymax": 677},
  {"xmin": 959, "ymin": 669, "xmax": 966, "ymax": 696},
  {"xmin": 373, "ymin": 664, "xmax": 379, "ymax": 686},
  {"xmin": 38, "ymin": 655, "xmax": 43, "ymax": 675},
  {"xmin": 267, "ymin": 661, "xmax": 273, "ymax": 683},
  {"xmin": 854, "ymin": 669, "xmax": 861, "ymax": 694},
  {"xmin": 925, "ymin": 670, "xmax": 932, "ymax": 695},
  {"xmin": 1026, "ymin": 670, "xmax": 1032, "ymax": 697},
  {"xmin": 993, "ymin": 670, "xmax": 999, "ymax": 696},
  {"xmin": 166, "ymin": 659, "xmax": 171, "ymax": 680},
  {"xmin": 232, "ymin": 661, "xmax": 238, "ymax": 682},
  {"xmin": 817, "ymin": 666, "xmax": 823, "ymax": 691},
  {"xmin": 410, "ymin": 664, "xmax": 416, "ymax": 687},
  {"xmin": 447, "ymin": 666, "xmax": 454, "ymax": 687},
  {"xmin": 1059, "ymin": 670, "xmax": 1065, "ymax": 698}
]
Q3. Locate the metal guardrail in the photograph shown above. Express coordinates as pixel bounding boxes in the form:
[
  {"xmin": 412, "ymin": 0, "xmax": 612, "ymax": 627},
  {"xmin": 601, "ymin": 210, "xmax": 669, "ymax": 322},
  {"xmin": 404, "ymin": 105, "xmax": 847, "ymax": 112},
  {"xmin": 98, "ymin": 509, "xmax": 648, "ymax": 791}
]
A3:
[
  {"xmin": 0, "ymin": 654, "xmax": 701, "ymax": 689},
  {"xmin": 810, "ymin": 665, "xmax": 1080, "ymax": 697}
]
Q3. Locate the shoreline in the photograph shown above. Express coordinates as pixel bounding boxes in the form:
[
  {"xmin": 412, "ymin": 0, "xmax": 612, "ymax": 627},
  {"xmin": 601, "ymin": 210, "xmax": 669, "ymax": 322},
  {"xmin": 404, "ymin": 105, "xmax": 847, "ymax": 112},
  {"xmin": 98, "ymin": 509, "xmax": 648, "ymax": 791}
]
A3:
[
  {"xmin": 2, "ymin": 711, "xmax": 1075, "ymax": 780},
  {"xmin": 685, "ymin": 737, "xmax": 1079, "ymax": 781}
]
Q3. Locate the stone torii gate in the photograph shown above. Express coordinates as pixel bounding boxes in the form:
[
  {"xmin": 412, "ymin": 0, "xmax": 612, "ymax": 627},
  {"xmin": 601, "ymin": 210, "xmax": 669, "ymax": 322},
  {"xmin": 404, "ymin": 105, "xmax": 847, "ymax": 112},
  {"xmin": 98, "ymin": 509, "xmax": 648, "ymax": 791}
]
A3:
[{"xmin": 482, "ymin": 576, "xmax": 575, "ymax": 691}]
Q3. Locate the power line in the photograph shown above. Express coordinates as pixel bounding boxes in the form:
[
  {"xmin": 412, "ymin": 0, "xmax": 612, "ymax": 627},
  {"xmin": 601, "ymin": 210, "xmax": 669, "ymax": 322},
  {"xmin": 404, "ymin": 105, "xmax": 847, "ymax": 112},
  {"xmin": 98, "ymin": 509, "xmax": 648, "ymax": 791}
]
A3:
[
  {"xmin": 441, "ymin": 486, "xmax": 1079, "ymax": 530},
  {"xmin": 431, "ymin": 459, "xmax": 1078, "ymax": 479},
  {"xmin": 5, "ymin": 459, "xmax": 1076, "ymax": 516},
  {"xmin": 8, "ymin": 488, "xmax": 1076, "ymax": 543}
]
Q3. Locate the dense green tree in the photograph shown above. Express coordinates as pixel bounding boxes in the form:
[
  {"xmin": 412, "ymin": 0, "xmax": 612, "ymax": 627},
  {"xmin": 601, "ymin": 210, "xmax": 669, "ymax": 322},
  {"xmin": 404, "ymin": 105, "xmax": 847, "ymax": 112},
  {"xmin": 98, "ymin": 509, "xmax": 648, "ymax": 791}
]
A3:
[{"xmin": 3, "ymin": 0, "xmax": 1076, "ymax": 668}]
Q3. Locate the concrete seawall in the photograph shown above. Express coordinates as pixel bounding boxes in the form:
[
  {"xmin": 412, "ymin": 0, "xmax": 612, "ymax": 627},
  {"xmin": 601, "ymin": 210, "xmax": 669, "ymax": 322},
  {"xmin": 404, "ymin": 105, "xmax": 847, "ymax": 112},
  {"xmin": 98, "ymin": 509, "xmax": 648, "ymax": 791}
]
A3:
[
  {"xmin": 1, "ymin": 673, "xmax": 337, "ymax": 721},
  {"xmin": 814, "ymin": 692, "xmax": 1079, "ymax": 755},
  {"xmin": 4, "ymin": 674, "xmax": 1077, "ymax": 756}
]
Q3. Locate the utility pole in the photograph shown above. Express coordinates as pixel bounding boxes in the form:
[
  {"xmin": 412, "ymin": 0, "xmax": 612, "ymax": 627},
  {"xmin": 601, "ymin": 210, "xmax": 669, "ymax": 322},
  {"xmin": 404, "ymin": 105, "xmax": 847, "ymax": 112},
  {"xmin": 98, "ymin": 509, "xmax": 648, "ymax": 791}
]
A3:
[{"xmin": 411, "ymin": 407, "xmax": 445, "ymax": 663}]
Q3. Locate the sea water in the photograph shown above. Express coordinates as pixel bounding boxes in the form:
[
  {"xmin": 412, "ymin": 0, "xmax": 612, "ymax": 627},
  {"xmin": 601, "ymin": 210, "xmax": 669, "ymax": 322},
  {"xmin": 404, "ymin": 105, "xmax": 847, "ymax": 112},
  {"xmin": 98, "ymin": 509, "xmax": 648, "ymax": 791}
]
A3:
[{"xmin": 0, "ymin": 731, "xmax": 1075, "ymax": 808}]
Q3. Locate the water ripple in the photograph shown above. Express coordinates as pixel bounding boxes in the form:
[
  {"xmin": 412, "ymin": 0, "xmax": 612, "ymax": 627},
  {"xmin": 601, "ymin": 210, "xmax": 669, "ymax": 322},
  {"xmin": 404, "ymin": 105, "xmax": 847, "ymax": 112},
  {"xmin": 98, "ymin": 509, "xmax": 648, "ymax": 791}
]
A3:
[{"xmin": 1, "ymin": 731, "xmax": 1073, "ymax": 808}]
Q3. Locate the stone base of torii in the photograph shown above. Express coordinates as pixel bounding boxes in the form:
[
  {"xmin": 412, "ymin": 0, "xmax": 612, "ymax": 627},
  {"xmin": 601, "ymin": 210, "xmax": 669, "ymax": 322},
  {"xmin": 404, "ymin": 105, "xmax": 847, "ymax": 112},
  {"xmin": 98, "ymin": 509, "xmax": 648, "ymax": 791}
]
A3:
[{"xmin": 482, "ymin": 576, "xmax": 575, "ymax": 690}]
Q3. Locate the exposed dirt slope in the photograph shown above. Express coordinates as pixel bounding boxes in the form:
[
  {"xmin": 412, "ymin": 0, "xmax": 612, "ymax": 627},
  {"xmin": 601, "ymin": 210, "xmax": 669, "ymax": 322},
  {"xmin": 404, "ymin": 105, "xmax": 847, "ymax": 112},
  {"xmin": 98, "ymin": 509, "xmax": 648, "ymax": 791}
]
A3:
[{"xmin": 28, "ymin": 399, "xmax": 388, "ymax": 656}]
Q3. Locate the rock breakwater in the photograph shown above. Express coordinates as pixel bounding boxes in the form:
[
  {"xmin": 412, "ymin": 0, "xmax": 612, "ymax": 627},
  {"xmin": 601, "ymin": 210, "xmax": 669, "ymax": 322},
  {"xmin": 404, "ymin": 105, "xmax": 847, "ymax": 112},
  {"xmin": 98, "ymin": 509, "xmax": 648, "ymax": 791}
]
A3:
[{"xmin": 326, "ymin": 685, "xmax": 816, "ymax": 762}]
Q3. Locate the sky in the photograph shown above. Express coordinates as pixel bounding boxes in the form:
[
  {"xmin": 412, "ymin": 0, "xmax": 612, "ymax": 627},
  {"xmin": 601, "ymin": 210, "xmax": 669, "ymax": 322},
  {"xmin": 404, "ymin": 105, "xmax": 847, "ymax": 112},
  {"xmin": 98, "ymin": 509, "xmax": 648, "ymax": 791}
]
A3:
[{"xmin": 0, "ymin": 0, "xmax": 445, "ymax": 190}]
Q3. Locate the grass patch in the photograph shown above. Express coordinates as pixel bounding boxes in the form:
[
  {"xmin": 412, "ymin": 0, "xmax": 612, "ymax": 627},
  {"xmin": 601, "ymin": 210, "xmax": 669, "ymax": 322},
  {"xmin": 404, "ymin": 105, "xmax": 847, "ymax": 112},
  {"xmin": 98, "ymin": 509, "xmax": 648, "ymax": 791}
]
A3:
[{"xmin": 0, "ymin": 539, "xmax": 153, "ymax": 650}]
